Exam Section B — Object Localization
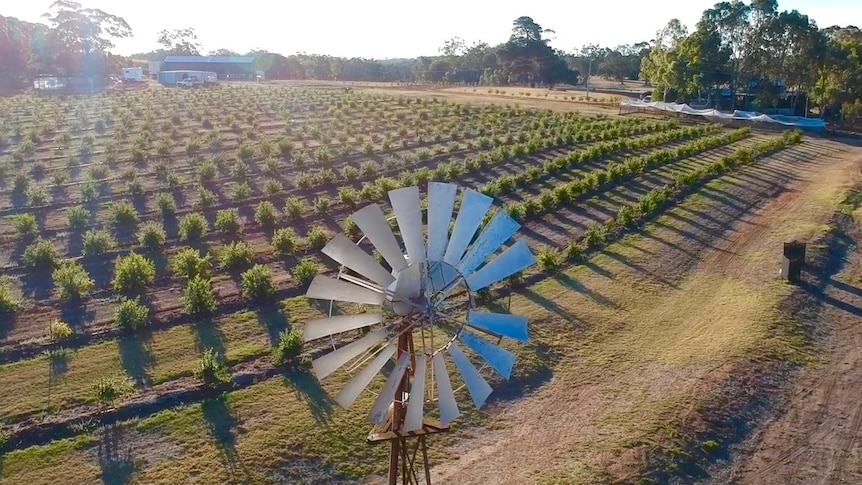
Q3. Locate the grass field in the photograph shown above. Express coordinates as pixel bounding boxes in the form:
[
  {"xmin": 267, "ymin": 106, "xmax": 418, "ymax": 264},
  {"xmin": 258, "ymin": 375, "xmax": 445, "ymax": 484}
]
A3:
[{"xmin": 0, "ymin": 81, "xmax": 849, "ymax": 484}]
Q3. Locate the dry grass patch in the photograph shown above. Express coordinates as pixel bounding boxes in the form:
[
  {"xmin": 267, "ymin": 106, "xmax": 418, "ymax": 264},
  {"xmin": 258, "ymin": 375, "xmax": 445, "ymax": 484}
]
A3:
[
  {"xmin": 614, "ymin": 275, "xmax": 777, "ymax": 366},
  {"xmin": 0, "ymin": 305, "xmax": 281, "ymax": 420}
]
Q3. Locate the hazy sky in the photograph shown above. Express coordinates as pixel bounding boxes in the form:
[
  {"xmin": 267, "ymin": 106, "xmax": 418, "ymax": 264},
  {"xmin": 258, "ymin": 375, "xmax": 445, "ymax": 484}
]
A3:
[{"xmin": 4, "ymin": 1, "xmax": 860, "ymax": 58}]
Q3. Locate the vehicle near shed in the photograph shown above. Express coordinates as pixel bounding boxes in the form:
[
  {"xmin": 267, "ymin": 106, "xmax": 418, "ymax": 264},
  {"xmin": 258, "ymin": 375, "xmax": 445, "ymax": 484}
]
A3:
[
  {"xmin": 157, "ymin": 70, "xmax": 217, "ymax": 86},
  {"xmin": 121, "ymin": 67, "xmax": 143, "ymax": 82}
]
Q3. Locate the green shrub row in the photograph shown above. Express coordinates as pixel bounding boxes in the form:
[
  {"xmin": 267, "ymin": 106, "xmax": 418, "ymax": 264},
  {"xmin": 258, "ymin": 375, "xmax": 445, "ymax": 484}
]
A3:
[
  {"xmin": 536, "ymin": 129, "xmax": 803, "ymax": 273},
  {"xmin": 482, "ymin": 124, "xmax": 724, "ymax": 199},
  {"xmin": 505, "ymin": 127, "xmax": 751, "ymax": 221},
  {"xmin": 293, "ymin": 119, "xmax": 678, "ymax": 196},
  {"xmin": 332, "ymin": 121, "xmax": 684, "ymax": 210}
]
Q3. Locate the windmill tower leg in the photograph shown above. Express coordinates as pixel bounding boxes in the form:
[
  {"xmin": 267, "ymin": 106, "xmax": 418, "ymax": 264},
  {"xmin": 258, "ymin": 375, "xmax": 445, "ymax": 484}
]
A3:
[
  {"xmin": 383, "ymin": 330, "xmax": 435, "ymax": 484},
  {"xmin": 388, "ymin": 438, "xmax": 400, "ymax": 485},
  {"xmin": 389, "ymin": 331, "xmax": 410, "ymax": 485},
  {"xmin": 420, "ymin": 436, "xmax": 432, "ymax": 484}
]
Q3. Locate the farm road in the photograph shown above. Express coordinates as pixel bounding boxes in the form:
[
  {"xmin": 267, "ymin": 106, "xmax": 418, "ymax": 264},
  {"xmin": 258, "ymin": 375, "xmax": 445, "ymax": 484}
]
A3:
[
  {"xmin": 718, "ymin": 157, "xmax": 862, "ymax": 482},
  {"xmin": 364, "ymin": 138, "xmax": 862, "ymax": 484}
]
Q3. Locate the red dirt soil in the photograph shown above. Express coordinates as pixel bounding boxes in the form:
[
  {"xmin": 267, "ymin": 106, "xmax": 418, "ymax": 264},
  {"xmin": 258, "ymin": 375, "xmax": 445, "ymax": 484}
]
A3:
[
  {"xmin": 363, "ymin": 139, "xmax": 862, "ymax": 484},
  {"xmin": 719, "ymin": 169, "xmax": 862, "ymax": 482}
]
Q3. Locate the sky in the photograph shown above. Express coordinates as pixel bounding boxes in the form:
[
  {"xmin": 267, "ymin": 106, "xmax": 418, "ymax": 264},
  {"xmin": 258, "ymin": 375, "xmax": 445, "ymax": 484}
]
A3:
[{"xmin": 3, "ymin": 0, "xmax": 861, "ymax": 59}]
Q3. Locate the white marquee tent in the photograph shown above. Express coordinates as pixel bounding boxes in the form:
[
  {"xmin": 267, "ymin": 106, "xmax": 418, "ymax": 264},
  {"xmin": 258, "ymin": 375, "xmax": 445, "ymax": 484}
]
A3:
[{"xmin": 620, "ymin": 100, "xmax": 825, "ymax": 130}]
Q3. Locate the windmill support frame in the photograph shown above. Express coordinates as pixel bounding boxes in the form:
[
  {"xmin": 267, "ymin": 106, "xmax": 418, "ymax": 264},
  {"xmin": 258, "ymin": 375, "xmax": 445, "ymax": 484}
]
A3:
[{"xmin": 367, "ymin": 330, "xmax": 449, "ymax": 485}]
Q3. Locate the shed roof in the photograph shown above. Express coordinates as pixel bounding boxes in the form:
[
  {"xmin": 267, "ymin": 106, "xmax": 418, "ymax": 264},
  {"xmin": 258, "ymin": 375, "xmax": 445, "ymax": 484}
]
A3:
[{"xmin": 163, "ymin": 56, "xmax": 254, "ymax": 64}]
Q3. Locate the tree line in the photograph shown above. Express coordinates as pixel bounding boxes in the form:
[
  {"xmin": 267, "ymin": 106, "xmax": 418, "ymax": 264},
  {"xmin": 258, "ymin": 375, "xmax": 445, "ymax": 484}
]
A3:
[
  {"xmin": 141, "ymin": 17, "xmax": 578, "ymax": 86},
  {"xmin": 641, "ymin": 0, "xmax": 862, "ymax": 120},
  {"xmin": 1, "ymin": 1, "xmax": 860, "ymax": 121},
  {"xmin": 0, "ymin": 1, "xmax": 130, "ymax": 89}
]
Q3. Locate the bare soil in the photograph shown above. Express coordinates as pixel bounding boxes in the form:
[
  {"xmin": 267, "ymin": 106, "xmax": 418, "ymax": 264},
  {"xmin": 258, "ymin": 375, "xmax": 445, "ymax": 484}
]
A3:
[
  {"xmin": 363, "ymin": 138, "xmax": 862, "ymax": 484},
  {"xmin": 714, "ymin": 175, "xmax": 862, "ymax": 482},
  {"xmin": 356, "ymin": 84, "xmax": 625, "ymax": 117}
]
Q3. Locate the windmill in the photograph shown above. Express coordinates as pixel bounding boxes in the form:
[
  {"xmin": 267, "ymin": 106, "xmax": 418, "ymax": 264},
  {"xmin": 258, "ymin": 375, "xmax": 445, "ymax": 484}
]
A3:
[{"xmin": 303, "ymin": 182, "xmax": 536, "ymax": 484}]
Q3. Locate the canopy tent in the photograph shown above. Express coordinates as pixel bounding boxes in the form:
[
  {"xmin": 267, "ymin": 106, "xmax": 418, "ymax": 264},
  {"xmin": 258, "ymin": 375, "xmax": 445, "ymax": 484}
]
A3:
[{"xmin": 620, "ymin": 100, "xmax": 825, "ymax": 130}]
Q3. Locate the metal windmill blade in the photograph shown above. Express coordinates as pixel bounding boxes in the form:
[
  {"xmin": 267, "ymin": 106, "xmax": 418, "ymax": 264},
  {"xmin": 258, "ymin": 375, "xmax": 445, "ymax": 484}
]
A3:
[{"xmin": 302, "ymin": 183, "xmax": 536, "ymax": 484}]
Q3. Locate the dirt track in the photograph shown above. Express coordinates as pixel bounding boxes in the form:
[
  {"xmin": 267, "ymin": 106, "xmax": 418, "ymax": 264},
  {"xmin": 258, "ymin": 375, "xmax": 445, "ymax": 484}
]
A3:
[
  {"xmin": 718, "ymin": 177, "xmax": 862, "ymax": 482},
  {"xmin": 360, "ymin": 137, "xmax": 862, "ymax": 484}
]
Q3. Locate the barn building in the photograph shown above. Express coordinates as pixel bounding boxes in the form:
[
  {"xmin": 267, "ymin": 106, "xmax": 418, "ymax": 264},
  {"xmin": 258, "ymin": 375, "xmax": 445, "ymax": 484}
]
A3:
[{"xmin": 159, "ymin": 56, "xmax": 256, "ymax": 80}]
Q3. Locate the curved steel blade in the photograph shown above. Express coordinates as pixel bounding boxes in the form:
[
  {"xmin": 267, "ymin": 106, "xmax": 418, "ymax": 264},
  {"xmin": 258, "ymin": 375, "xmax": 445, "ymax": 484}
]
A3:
[
  {"xmin": 459, "ymin": 330, "xmax": 516, "ymax": 380},
  {"xmin": 303, "ymin": 313, "xmax": 383, "ymax": 342},
  {"xmin": 465, "ymin": 239, "xmax": 535, "ymax": 291},
  {"xmin": 427, "ymin": 182, "xmax": 457, "ymax": 262},
  {"xmin": 334, "ymin": 342, "xmax": 395, "ymax": 409},
  {"xmin": 432, "ymin": 352, "xmax": 460, "ymax": 424},
  {"xmin": 352, "ymin": 204, "xmax": 408, "ymax": 273},
  {"xmin": 312, "ymin": 329, "xmax": 386, "ymax": 380},
  {"xmin": 448, "ymin": 342, "xmax": 493, "ymax": 408},
  {"xmin": 322, "ymin": 234, "xmax": 395, "ymax": 287},
  {"xmin": 307, "ymin": 274, "xmax": 385, "ymax": 305},
  {"xmin": 368, "ymin": 352, "xmax": 411, "ymax": 424},
  {"xmin": 393, "ymin": 263, "xmax": 422, "ymax": 300},
  {"xmin": 467, "ymin": 311, "xmax": 528, "ymax": 342},
  {"xmin": 389, "ymin": 187, "xmax": 426, "ymax": 265},
  {"xmin": 443, "ymin": 189, "xmax": 493, "ymax": 266},
  {"xmin": 403, "ymin": 354, "xmax": 427, "ymax": 432},
  {"xmin": 456, "ymin": 211, "xmax": 520, "ymax": 277}
]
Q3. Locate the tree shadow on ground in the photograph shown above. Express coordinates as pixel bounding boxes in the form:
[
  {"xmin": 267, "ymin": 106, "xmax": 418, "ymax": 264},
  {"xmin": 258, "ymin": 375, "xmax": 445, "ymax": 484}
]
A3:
[
  {"xmin": 820, "ymin": 293, "xmax": 862, "ymax": 317},
  {"xmin": 829, "ymin": 279, "xmax": 862, "ymax": 298},
  {"xmin": 639, "ymin": 230, "xmax": 697, "ymax": 257},
  {"xmin": 60, "ymin": 301, "xmax": 96, "ymax": 331},
  {"xmin": 493, "ymin": 339, "xmax": 559, "ymax": 401},
  {"xmin": 602, "ymin": 250, "xmax": 680, "ymax": 289},
  {"xmin": 81, "ymin": 257, "xmax": 114, "ymax": 289},
  {"xmin": 66, "ymin": 231, "xmax": 83, "ymax": 255},
  {"xmin": 282, "ymin": 367, "xmax": 334, "ymax": 425},
  {"xmin": 47, "ymin": 348, "xmax": 72, "ymax": 388},
  {"xmin": 10, "ymin": 191, "xmax": 27, "ymax": 209},
  {"xmin": 201, "ymin": 396, "xmax": 245, "ymax": 475},
  {"xmin": 675, "ymin": 204, "xmax": 743, "ymax": 233},
  {"xmin": 148, "ymin": 252, "xmax": 168, "ymax": 278},
  {"xmin": 97, "ymin": 424, "xmax": 137, "ymax": 485},
  {"xmin": 172, "ymin": 188, "xmax": 187, "ymax": 210},
  {"xmin": 112, "ymin": 224, "xmax": 137, "ymax": 246},
  {"xmin": 554, "ymin": 273, "xmax": 620, "ymax": 309},
  {"xmin": 130, "ymin": 194, "xmax": 148, "ymax": 216},
  {"xmin": 518, "ymin": 224, "xmax": 557, "ymax": 247},
  {"xmin": 256, "ymin": 305, "xmax": 289, "ymax": 344},
  {"xmin": 51, "ymin": 185, "xmax": 67, "ymax": 203},
  {"xmin": 192, "ymin": 318, "xmax": 226, "ymax": 356},
  {"xmin": 698, "ymin": 187, "xmax": 749, "ymax": 212},
  {"xmin": 663, "ymin": 209, "xmax": 730, "ymax": 237},
  {"xmin": 162, "ymin": 214, "xmax": 179, "ymax": 240},
  {"xmin": 799, "ymin": 217, "xmax": 862, "ymax": 317},
  {"xmin": 523, "ymin": 287, "xmax": 580, "ymax": 325},
  {"xmin": 652, "ymin": 219, "xmax": 723, "ymax": 250},
  {"xmin": 118, "ymin": 332, "xmax": 154, "ymax": 387},
  {"xmin": 581, "ymin": 260, "xmax": 615, "ymax": 279},
  {"xmin": 19, "ymin": 270, "xmax": 53, "ymax": 300}
]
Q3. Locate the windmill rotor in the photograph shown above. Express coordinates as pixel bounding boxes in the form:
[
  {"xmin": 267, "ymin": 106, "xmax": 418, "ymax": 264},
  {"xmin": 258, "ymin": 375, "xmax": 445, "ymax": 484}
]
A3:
[{"xmin": 303, "ymin": 182, "xmax": 536, "ymax": 483}]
